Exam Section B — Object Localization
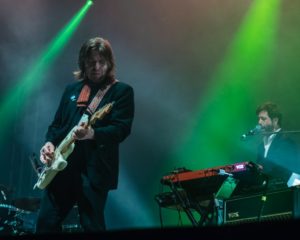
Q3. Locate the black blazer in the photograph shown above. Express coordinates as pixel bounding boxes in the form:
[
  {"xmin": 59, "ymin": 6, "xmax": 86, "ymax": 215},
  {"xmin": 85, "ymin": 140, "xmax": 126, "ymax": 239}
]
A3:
[
  {"xmin": 45, "ymin": 80, "xmax": 134, "ymax": 190},
  {"xmin": 256, "ymin": 132, "xmax": 299, "ymax": 182}
]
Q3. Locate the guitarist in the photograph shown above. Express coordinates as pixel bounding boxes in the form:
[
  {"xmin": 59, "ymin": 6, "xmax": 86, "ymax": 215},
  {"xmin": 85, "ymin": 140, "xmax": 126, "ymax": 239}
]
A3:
[{"xmin": 36, "ymin": 37, "xmax": 134, "ymax": 233}]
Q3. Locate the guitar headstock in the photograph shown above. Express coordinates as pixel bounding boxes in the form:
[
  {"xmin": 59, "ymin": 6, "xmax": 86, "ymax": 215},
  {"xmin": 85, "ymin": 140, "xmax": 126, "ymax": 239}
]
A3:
[{"xmin": 89, "ymin": 102, "xmax": 114, "ymax": 126}]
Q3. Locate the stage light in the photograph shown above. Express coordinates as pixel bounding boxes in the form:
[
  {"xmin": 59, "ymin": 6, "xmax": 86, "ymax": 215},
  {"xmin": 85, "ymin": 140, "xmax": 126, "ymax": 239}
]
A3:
[
  {"xmin": 0, "ymin": 0, "xmax": 93, "ymax": 147},
  {"xmin": 172, "ymin": 0, "xmax": 281, "ymax": 172}
]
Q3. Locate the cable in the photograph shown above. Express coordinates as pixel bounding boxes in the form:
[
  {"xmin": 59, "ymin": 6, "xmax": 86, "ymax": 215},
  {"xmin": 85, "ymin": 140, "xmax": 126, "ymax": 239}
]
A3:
[
  {"xmin": 158, "ymin": 205, "xmax": 163, "ymax": 228},
  {"xmin": 257, "ymin": 174, "xmax": 269, "ymax": 222}
]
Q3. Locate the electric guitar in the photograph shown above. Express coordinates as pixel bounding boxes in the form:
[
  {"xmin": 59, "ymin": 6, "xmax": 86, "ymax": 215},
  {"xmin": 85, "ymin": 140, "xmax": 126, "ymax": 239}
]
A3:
[{"xmin": 34, "ymin": 102, "xmax": 114, "ymax": 189}]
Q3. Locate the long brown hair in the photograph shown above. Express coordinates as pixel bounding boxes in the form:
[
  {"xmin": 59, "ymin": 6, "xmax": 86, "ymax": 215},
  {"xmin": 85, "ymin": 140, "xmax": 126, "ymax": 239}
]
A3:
[{"xmin": 73, "ymin": 37, "xmax": 115, "ymax": 81}]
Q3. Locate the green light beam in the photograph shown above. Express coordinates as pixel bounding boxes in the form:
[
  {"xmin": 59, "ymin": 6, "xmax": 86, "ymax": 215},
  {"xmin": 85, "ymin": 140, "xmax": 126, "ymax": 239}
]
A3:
[
  {"xmin": 0, "ymin": 0, "xmax": 92, "ymax": 145},
  {"xmin": 173, "ymin": 0, "xmax": 281, "ymax": 171}
]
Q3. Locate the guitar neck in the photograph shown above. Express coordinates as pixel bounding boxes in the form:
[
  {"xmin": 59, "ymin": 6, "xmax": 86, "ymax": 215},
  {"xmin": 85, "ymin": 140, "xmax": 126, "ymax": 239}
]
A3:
[
  {"xmin": 57, "ymin": 120, "xmax": 93, "ymax": 155},
  {"xmin": 56, "ymin": 102, "xmax": 113, "ymax": 155},
  {"xmin": 56, "ymin": 127, "xmax": 76, "ymax": 155}
]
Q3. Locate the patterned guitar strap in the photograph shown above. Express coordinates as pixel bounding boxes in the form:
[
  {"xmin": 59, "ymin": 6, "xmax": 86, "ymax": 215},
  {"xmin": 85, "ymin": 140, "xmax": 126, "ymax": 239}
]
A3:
[{"xmin": 78, "ymin": 79, "xmax": 118, "ymax": 125}]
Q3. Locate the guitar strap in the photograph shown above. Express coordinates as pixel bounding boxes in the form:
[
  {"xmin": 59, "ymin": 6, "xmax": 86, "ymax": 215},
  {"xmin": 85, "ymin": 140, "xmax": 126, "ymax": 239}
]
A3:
[{"xmin": 78, "ymin": 79, "xmax": 118, "ymax": 125}]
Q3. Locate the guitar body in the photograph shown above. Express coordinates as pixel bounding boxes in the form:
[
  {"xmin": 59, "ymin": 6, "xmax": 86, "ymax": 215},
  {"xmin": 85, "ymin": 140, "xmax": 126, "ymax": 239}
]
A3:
[
  {"xmin": 34, "ymin": 102, "xmax": 114, "ymax": 190},
  {"xmin": 34, "ymin": 144, "xmax": 74, "ymax": 190}
]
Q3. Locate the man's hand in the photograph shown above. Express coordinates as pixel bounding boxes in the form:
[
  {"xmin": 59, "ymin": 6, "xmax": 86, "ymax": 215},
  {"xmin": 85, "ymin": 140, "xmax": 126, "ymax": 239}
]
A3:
[
  {"xmin": 72, "ymin": 122, "xmax": 94, "ymax": 140},
  {"xmin": 40, "ymin": 142, "xmax": 55, "ymax": 165}
]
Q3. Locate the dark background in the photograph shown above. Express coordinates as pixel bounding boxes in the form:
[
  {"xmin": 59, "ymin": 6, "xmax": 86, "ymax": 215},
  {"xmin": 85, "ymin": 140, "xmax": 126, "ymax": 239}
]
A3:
[{"xmin": 1, "ymin": 0, "xmax": 300, "ymax": 229}]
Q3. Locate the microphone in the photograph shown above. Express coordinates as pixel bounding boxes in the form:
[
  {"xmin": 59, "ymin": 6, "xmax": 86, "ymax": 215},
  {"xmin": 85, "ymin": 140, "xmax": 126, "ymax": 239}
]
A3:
[{"xmin": 241, "ymin": 125, "xmax": 262, "ymax": 140}]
